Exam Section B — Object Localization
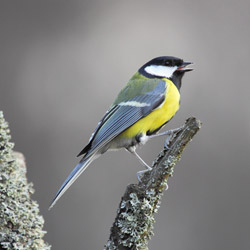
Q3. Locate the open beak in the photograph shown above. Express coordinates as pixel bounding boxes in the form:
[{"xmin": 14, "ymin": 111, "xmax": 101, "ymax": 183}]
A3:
[{"xmin": 177, "ymin": 62, "xmax": 193, "ymax": 72}]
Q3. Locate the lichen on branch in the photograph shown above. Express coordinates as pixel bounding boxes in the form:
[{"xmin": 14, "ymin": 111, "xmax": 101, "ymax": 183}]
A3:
[
  {"xmin": 0, "ymin": 111, "xmax": 50, "ymax": 250},
  {"xmin": 105, "ymin": 117, "xmax": 201, "ymax": 250}
]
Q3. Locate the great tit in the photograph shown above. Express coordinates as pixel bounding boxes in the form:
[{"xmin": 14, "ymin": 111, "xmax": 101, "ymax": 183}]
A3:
[{"xmin": 49, "ymin": 56, "xmax": 193, "ymax": 209}]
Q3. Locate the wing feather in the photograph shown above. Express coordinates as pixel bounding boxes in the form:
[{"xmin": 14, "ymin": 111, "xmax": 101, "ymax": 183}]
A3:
[{"xmin": 81, "ymin": 80, "xmax": 166, "ymax": 156}]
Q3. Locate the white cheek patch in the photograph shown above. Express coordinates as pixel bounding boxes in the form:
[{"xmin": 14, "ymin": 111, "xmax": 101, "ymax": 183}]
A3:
[{"xmin": 145, "ymin": 65, "xmax": 177, "ymax": 78}]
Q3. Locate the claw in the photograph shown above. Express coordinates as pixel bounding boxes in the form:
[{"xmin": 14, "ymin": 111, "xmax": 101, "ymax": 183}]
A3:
[
  {"xmin": 137, "ymin": 169, "xmax": 151, "ymax": 182},
  {"xmin": 164, "ymin": 132, "xmax": 176, "ymax": 149}
]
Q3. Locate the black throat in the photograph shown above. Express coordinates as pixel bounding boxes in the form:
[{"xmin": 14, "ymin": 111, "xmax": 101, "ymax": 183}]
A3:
[{"xmin": 170, "ymin": 71, "xmax": 185, "ymax": 91}]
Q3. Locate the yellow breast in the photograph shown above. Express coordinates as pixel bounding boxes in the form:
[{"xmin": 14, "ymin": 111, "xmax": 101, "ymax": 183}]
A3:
[{"xmin": 120, "ymin": 78, "xmax": 180, "ymax": 138}]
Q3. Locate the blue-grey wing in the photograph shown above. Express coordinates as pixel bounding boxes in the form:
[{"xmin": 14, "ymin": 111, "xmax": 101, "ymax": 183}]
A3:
[{"xmin": 78, "ymin": 80, "xmax": 166, "ymax": 157}]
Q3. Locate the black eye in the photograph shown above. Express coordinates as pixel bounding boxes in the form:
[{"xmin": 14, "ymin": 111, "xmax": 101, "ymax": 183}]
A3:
[{"xmin": 164, "ymin": 60, "xmax": 170, "ymax": 66}]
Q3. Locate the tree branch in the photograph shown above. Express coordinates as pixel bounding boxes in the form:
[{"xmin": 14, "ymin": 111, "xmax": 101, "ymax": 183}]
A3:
[
  {"xmin": 105, "ymin": 117, "xmax": 202, "ymax": 250},
  {"xmin": 0, "ymin": 111, "xmax": 50, "ymax": 249}
]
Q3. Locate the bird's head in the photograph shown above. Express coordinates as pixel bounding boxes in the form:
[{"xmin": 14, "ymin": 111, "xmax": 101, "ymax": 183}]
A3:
[{"xmin": 139, "ymin": 56, "xmax": 193, "ymax": 89}]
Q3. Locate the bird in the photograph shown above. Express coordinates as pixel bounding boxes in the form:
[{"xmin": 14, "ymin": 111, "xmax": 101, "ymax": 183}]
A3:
[{"xmin": 49, "ymin": 56, "xmax": 193, "ymax": 209}]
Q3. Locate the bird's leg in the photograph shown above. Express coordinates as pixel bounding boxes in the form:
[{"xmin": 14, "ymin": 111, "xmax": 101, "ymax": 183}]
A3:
[
  {"xmin": 148, "ymin": 126, "xmax": 184, "ymax": 149},
  {"xmin": 127, "ymin": 148, "xmax": 152, "ymax": 182},
  {"xmin": 148, "ymin": 126, "xmax": 184, "ymax": 139},
  {"xmin": 130, "ymin": 150, "xmax": 152, "ymax": 170}
]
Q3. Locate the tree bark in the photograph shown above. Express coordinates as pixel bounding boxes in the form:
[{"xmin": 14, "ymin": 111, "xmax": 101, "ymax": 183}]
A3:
[
  {"xmin": 0, "ymin": 111, "xmax": 50, "ymax": 249},
  {"xmin": 105, "ymin": 117, "xmax": 202, "ymax": 250}
]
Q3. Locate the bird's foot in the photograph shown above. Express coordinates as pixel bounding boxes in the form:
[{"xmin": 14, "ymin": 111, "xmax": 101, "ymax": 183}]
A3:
[
  {"xmin": 137, "ymin": 169, "xmax": 151, "ymax": 182},
  {"xmin": 149, "ymin": 126, "xmax": 184, "ymax": 150},
  {"xmin": 164, "ymin": 131, "xmax": 178, "ymax": 150}
]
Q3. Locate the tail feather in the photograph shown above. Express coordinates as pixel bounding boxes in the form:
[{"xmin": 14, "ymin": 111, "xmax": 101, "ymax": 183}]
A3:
[{"xmin": 49, "ymin": 154, "xmax": 96, "ymax": 210}]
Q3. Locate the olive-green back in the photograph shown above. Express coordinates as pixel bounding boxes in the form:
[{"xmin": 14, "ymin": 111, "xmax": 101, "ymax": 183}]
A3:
[{"xmin": 113, "ymin": 72, "xmax": 161, "ymax": 105}]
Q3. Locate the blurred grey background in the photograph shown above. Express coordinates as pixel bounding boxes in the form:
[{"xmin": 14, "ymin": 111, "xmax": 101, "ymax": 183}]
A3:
[{"xmin": 1, "ymin": 0, "xmax": 250, "ymax": 249}]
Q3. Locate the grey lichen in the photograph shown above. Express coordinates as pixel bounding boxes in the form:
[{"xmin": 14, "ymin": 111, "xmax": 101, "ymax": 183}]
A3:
[
  {"xmin": 106, "ymin": 117, "xmax": 202, "ymax": 250},
  {"xmin": 106, "ymin": 184, "xmax": 164, "ymax": 250},
  {"xmin": 0, "ymin": 111, "xmax": 50, "ymax": 250},
  {"xmin": 115, "ymin": 192, "xmax": 155, "ymax": 249}
]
